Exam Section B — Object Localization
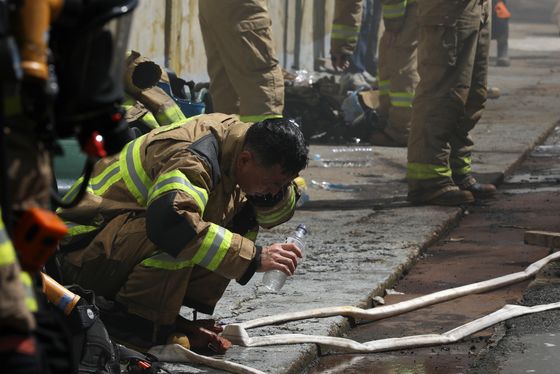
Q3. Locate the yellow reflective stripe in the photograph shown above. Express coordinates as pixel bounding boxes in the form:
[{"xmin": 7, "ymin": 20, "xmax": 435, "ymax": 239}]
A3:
[
  {"xmin": 0, "ymin": 225, "xmax": 16, "ymax": 266},
  {"xmin": 89, "ymin": 162, "xmax": 121, "ymax": 196},
  {"xmin": 20, "ymin": 272, "xmax": 38, "ymax": 312},
  {"xmin": 148, "ymin": 170, "xmax": 209, "ymax": 213},
  {"xmin": 142, "ymin": 112, "xmax": 160, "ymax": 129},
  {"xmin": 452, "ymin": 156, "xmax": 472, "ymax": 175},
  {"xmin": 192, "ymin": 224, "xmax": 233, "ymax": 271},
  {"xmin": 378, "ymin": 79, "xmax": 390, "ymax": 95},
  {"xmin": 141, "ymin": 252, "xmax": 194, "ymax": 270},
  {"xmin": 154, "ymin": 116, "xmax": 198, "ymax": 134},
  {"xmin": 239, "ymin": 114, "xmax": 283, "ymax": 123},
  {"xmin": 383, "ymin": 1, "xmax": 407, "ymax": 19},
  {"xmin": 61, "ymin": 175, "xmax": 93, "ymax": 204},
  {"xmin": 256, "ymin": 186, "xmax": 297, "ymax": 226},
  {"xmin": 407, "ymin": 162, "xmax": 452, "ymax": 180},
  {"xmin": 65, "ymin": 222, "xmax": 99, "ymax": 237},
  {"xmin": 332, "ymin": 24, "xmax": 359, "ymax": 41},
  {"xmin": 155, "ymin": 103, "xmax": 187, "ymax": 126},
  {"xmin": 244, "ymin": 230, "xmax": 258, "ymax": 242},
  {"xmin": 120, "ymin": 135, "xmax": 152, "ymax": 206},
  {"xmin": 122, "ymin": 97, "xmax": 136, "ymax": 108},
  {"xmin": 389, "ymin": 91, "xmax": 414, "ymax": 108}
]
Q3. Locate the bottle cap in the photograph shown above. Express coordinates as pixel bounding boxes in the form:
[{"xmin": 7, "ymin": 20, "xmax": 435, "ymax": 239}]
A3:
[{"xmin": 296, "ymin": 224, "xmax": 308, "ymax": 235}]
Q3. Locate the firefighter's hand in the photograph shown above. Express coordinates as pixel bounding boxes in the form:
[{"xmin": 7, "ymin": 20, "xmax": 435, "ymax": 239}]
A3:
[
  {"xmin": 258, "ymin": 243, "xmax": 303, "ymax": 275},
  {"xmin": 331, "ymin": 52, "xmax": 350, "ymax": 71}
]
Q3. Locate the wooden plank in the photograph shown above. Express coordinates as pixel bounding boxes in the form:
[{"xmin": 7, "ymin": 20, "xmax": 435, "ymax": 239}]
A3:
[{"xmin": 524, "ymin": 230, "xmax": 560, "ymax": 248}]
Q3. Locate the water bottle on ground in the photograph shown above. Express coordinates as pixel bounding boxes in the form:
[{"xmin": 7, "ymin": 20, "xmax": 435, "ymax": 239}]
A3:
[{"xmin": 262, "ymin": 224, "xmax": 308, "ymax": 292}]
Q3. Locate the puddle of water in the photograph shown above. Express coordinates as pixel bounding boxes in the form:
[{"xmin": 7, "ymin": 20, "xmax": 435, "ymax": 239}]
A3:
[
  {"xmin": 315, "ymin": 159, "xmax": 372, "ymax": 168},
  {"xmin": 310, "ymin": 180, "xmax": 356, "ymax": 192},
  {"xmin": 331, "ymin": 147, "xmax": 374, "ymax": 153}
]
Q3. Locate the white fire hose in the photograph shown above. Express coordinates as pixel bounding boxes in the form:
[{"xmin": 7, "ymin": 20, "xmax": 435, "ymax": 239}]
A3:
[{"xmin": 149, "ymin": 251, "xmax": 560, "ymax": 373}]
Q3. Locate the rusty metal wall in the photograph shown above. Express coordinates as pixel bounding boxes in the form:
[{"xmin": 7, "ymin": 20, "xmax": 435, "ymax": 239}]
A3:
[{"xmin": 128, "ymin": 0, "xmax": 335, "ymax": 82}]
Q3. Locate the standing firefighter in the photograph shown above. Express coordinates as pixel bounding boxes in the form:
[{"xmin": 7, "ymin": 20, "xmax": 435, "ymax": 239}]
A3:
[
  {"xmin": 372, "ymin": 0, "xmax": 419, "ymax": 147},
  {"xmin": 198, "ymin": 0, "xmax": 284, "ymax": 123},
  {"xmin": 330, "ymin": 0, "xmax": 363, "ymax": 72},
  {"xmin": 57, "ymin": 116, "xmax": 308, "ymax": 352},
  {"xmin": 406, "ymin": 0, "xmax": 496, "ymax": 206}
]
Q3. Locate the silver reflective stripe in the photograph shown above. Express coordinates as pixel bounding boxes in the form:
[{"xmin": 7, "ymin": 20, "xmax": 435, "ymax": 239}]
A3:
[
  {"xmin": 90, "ymin": 166, "xmax": 120, "ymax": 192},
  {"xmin": 125, "ymin": 141, "xmax": 148, "ymax": 202},
  {"xmin": 198, "ymin": 226, "xmax": 226, "ymax": 268},
  {"xmin": 152, "ymin": 176, "xmax": 207, "ymax": 206},
  {"xmin": 0, "ymin": 228, "xmax": 7, "ymax": 244}
]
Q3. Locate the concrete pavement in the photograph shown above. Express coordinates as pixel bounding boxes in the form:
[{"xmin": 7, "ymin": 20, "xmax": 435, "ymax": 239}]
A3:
[{"xmin": 167, "ymin": 9, "xmax": 560, "ymax": 374}]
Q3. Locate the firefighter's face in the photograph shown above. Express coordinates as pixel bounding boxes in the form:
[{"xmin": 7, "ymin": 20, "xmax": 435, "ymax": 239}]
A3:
[{"xmin": 235, "ymin": 150, "xmax": 294, "ymax": 196}]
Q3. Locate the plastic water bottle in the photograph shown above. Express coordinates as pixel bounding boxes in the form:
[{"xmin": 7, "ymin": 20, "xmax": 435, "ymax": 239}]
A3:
[{"xmin": 262, "ymin": 224, "xmax": 308, "ymax": 292}]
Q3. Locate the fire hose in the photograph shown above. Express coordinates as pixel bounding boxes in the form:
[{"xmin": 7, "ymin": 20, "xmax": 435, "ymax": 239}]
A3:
[{"xmin": 149, "ymin": 251, "xmax": 560, "ymax": 373}]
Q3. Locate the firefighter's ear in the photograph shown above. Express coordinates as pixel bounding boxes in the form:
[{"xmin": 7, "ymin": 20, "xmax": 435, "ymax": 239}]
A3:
[{"xmin": 237, "ymin": 150, "xmax": 254, "ymax": 167}]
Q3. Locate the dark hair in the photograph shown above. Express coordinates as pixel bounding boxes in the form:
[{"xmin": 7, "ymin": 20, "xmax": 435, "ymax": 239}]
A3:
[{"xmin": 244, "ymin": 118, "xmax": 309, "ymax": 176}]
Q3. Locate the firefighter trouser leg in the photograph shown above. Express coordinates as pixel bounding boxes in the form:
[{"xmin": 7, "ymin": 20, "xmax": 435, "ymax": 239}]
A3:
[
  {"xmin": 199, "ymin": 0, "xmax": 284, "ymax": 122},
  {"xmin": 61, "ymin": 214, "xmax": 228, "ymax": 325},
  {"xmin": 451, "ymin": 8, "xmax": 490, "ymax": 188},
  {"xmin": 377, "ymin": 4, "xmax": 419, "ymax": 145},
  {"xmin": 407, "ymin": 0, "xmax": 490, "ymax": 202}
]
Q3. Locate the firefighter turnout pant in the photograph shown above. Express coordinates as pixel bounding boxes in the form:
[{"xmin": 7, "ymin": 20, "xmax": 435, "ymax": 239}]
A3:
[
  {"xmin": 60, "ymin": 213, "xmax": 231, "ymax": 326},
  {"xmin": 377, "ymin": 2, "xmax": 419, "ymax": 145},
  {"xmin": 198, "ymin": 0, "xmax": 284, "ymax": 123},
  {"xmin": 407, "ymin": 0, "xmax": 490, "ymax": 202}
]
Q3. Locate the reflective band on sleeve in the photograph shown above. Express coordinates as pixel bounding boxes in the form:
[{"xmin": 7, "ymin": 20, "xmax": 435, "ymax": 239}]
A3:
[
  {"xmin": 155, "ymin": 104, "xmax": 187, "ymax": 127},
  {"xmin": 331, "ymin": 24, "xmax": 359, "ymax": 41},
  {"xmin": 378, "ymin": 79, "xmax": 390, "ymax": 96},
  {"xmin": 407, "ymin": 162, "xmax": 452, "ymax": 180},
  {"xmin": 90, "ymin": 162, "xmax": 121, "ymax": 195},
  {"xmin": 153, "ymin": 116, "xmax": 198, "ymax": 135},
  {"xmin": 382, "ymin": 1, "xmax": 407, "ymax": 19},
  {"xmin": 148, "ymin": 170, "xmax": 209, "ymax": 213},
  {"xmin": 192, "ymin": 224, "xmax": 233, "ymax": 271},
  {"xmin": 239, "ymin": 114, "xmax": 283, "ymax": 123},
  {"xmin": 389, "ymin": 91, "xmax": 414, "ymax": 108},
  {"xmin": 0, "ymin": 226, "xmax": 16, "ymax": 266},
  {"xmin": 142, "ymin": 112, "xmax": 160, "ymax": 129},
  {"xmin": 65, "ymin": 222, "xmax": 99, "ymax": 237},
  {"xmin": 61, "ymin": 175, "xmax": 93, "ymax": 204},
  {"xmin": 120, "ymin": 135, "xmax": 152, "ymax": 206},
  {"xmin": 20, "ymin": 272, "xmax": 38, "ymax": 312},
  {"xmin": 256, "ymin": 186, "xmax": 297, "ymax": 226},
  {"xmin": 141, "ymin": 251, "xmax": 194, "ymax": 270}
]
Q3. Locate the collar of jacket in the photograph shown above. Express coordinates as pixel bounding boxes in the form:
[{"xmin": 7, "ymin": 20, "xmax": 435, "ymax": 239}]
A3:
[{"xmin": 219, "ymin": 121, "xmax": 251, "ymax": 195}]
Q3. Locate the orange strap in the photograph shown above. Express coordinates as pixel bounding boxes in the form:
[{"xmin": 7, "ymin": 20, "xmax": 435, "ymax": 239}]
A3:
[{"xmin": 495, "ymin": 1, "xmax": 511, "ymax": 19}]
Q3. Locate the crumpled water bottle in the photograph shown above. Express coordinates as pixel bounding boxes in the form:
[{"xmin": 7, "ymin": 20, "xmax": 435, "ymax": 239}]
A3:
[{"xmin": 262, "ymin": 224, "xmax": 308, "ymax": 292}]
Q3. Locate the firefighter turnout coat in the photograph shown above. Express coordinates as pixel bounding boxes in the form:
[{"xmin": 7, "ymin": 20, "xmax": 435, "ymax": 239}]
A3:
[{"xmin": 58, "ymin": 114, "xmax": 299, "ymax": 325}]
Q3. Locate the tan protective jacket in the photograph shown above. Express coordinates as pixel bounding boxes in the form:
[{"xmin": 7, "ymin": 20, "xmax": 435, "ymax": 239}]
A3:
[{"xmin": 59, "ymin": 114, "xmax": 298, "ymax": 298}]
